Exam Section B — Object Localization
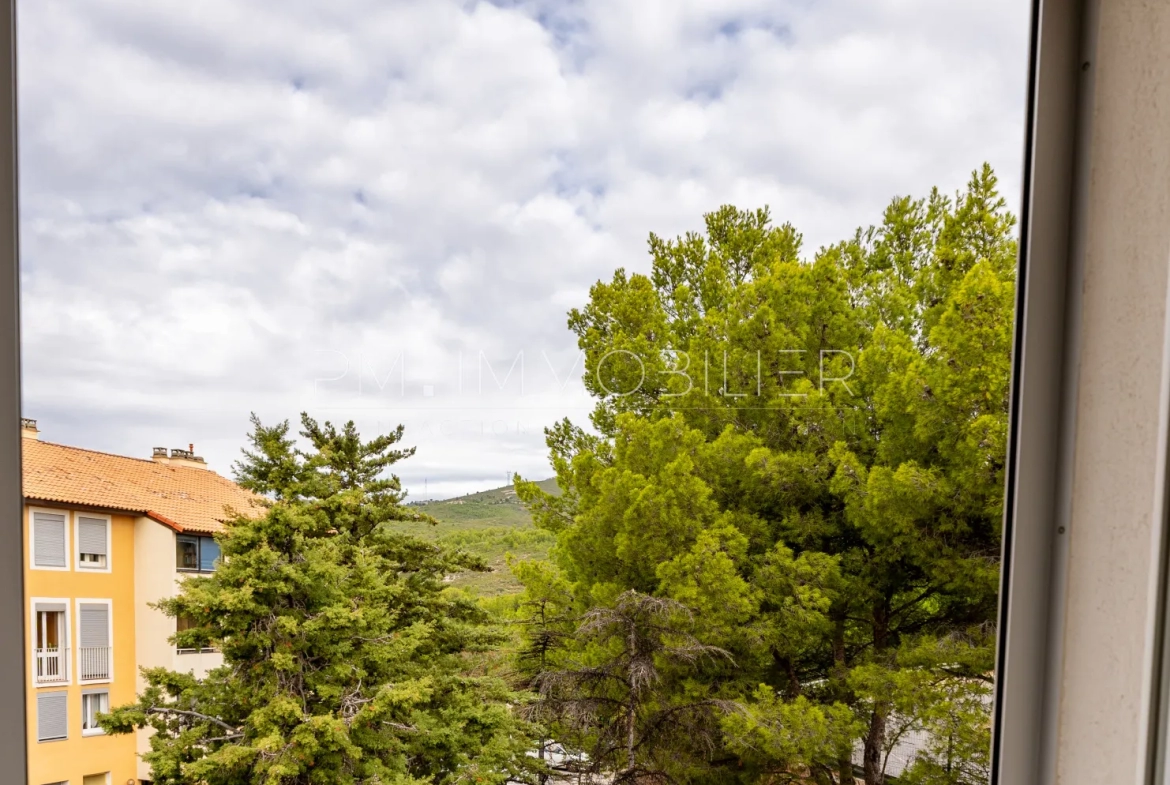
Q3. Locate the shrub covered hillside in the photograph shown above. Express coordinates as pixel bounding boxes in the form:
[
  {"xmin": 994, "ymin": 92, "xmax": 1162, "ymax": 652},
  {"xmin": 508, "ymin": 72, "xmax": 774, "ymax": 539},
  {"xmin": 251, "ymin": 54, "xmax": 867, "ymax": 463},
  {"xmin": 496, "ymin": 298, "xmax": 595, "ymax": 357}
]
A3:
[{"xmin": 400, "ymin": 478, "xmax": 560, "ymax": 596}]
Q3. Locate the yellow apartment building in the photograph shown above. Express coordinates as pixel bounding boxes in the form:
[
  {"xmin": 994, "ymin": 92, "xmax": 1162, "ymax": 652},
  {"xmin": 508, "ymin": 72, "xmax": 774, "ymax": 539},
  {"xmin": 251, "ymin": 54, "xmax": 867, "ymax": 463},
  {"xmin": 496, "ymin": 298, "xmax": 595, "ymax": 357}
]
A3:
[{"xmin": 20, "ymin": 418, "xmax": 261, "ymax": 785}]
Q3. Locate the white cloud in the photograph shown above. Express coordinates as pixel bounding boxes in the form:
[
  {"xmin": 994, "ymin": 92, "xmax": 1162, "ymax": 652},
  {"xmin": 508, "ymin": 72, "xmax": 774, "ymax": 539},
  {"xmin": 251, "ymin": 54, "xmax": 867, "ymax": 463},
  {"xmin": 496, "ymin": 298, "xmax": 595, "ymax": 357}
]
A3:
[{"xmin": 17, "ymin": 0, "xmax": 1031, "ymax": 497}]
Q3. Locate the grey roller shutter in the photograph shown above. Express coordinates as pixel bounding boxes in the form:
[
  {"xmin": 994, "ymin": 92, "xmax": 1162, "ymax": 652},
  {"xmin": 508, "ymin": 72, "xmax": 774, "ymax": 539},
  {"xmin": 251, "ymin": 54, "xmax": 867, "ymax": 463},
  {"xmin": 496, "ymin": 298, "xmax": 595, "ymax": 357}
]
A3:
[
  {"xmin": 77, "ymin": 516, "xmax": 107, "ymax": 557},
  {"xmin": 32, "ymin": 511, "xmax": 66, "ymax": 568},
  {"xmin": 78, "ymin": 603, "xmax": 109, "ymax": 648},
  {"xmin": 36, "ymin": 691, "xmax": 67, "ymax": 741}
]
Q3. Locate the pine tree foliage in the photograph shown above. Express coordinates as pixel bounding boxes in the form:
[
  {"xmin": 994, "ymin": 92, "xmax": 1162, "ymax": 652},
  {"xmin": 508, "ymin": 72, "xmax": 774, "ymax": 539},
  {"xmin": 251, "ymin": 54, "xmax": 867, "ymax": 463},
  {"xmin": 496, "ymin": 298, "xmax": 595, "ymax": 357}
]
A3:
[
  {"xmin": 101, "ymin": 413, "xmax": 537, "ymax": 785},
  {"xmin": 530, "ymin": 591, "xmax": 734, "ymax": 784},
  {"xmin": 516, "ymin": 164, "xmax": 1014, "ymax": 785}
]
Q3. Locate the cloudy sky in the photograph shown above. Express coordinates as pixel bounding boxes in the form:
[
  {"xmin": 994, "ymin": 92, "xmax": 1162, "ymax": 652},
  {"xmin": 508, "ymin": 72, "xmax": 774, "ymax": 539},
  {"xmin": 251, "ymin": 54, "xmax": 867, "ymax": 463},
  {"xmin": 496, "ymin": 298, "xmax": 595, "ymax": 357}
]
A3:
[{"xmin": 16, "ymin": 0, "xmax": 1032, "ymax": 499}]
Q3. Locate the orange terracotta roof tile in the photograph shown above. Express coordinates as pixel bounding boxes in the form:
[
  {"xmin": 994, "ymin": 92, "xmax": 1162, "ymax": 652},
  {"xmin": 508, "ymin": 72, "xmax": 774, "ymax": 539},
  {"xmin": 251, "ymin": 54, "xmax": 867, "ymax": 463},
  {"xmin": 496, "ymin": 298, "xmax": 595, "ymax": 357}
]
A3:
[{"xmin": 22, "ymin": 439, "xmax": 265, "ymax": 533}]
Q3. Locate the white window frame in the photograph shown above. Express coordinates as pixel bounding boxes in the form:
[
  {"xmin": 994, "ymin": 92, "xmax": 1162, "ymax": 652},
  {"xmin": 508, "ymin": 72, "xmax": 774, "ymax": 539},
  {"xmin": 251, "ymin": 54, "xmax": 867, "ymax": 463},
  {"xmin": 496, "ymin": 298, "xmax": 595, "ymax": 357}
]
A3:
[
  {"xmin": 80, "ymin": 688, "xmax": 109, "ymax": 737},
  {"xmin": 29, "ymin": 597, "xmax": 71, "ymax": 687},
  {"xmin": 74, "ymin": 598, "xmax": 113, "ymax": 686},
  {"xmin": 73, "ymin": 512, "xmax": 111, "ymax": 573},
  {"xmin": 28, "ymin": 506, "xmax": 71, "ymax": 572}
]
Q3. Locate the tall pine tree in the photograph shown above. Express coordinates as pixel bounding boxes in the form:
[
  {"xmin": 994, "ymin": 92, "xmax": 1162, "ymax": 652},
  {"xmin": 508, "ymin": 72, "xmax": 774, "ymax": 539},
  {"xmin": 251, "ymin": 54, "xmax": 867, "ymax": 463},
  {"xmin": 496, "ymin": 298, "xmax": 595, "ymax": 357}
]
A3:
[
  {"xmin": 516, "ymin": 164, "xmax": 1013, "ymax": 784},
  {"xmin": 102, "ymin": 413, "xmax": 537, "ymax": 785}
]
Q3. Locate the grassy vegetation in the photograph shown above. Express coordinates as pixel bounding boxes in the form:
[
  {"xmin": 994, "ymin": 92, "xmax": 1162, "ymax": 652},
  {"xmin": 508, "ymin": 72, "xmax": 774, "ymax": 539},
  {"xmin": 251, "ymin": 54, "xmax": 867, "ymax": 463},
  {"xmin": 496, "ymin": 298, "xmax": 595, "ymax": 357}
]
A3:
[{"xmin": 394, "ymin": 477, "xmax": 559, "ymax": 596}]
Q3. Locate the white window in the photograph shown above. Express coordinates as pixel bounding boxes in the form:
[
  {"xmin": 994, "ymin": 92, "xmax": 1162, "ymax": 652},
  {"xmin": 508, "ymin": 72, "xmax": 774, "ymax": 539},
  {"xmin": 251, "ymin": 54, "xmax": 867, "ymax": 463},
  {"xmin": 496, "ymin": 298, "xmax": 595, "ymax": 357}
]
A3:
[
  {"xmin": 77, "ymin": 600, "xmax": 111, "ymax": 683},
  {"xmin": 32, "ymin": 599, "xmax": 69, "ymax": 685},
  {"xmin": 81, "ymin": 690, "xmax": 109, "ymax": 736},
  {"xmin": 30, "ymin": 509, "xmax": 68, "ymax": 570},
  {"xmin": 76, "ymin": 514, "xmax": 110, "ymax": 570},
  {"xmin": 36, "ymin": 690, "xmax": 67, "ymax": 742}
]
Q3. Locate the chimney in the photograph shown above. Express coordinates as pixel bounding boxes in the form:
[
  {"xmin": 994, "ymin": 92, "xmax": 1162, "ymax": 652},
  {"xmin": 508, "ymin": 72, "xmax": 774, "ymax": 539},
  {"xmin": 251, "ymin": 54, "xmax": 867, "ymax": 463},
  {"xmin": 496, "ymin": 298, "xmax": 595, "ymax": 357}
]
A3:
[
  {"xmin": 20, "ymin": 418, "xmax": 38, "ymax": 440},
  {"xmin": 151, "ymin": 447, "xmax": 170, "ymax": 464},
  {"xmin": 167, "ymin": 446, "xmax": 207, "ymax": 469}
]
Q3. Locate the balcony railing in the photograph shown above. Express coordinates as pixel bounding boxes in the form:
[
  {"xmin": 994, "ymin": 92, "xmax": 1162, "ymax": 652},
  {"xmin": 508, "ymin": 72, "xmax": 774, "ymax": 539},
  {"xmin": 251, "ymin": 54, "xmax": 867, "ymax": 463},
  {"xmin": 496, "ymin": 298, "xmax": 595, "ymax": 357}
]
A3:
[
  {"xmin": 34, "ymin": 647, "xmax": 66, "ymax": 683},
  {"xmin": 78, "ymin": 646, "xmax": 111, "ymax": 681}
]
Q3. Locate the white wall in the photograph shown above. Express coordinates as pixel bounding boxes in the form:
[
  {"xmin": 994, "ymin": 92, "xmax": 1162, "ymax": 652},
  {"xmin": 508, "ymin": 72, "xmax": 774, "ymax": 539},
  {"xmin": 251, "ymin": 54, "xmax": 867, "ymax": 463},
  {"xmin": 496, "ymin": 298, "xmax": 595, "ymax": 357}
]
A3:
[{"xmin": 132, "ymin": 517, "xmax": 225, "ymax": 780}]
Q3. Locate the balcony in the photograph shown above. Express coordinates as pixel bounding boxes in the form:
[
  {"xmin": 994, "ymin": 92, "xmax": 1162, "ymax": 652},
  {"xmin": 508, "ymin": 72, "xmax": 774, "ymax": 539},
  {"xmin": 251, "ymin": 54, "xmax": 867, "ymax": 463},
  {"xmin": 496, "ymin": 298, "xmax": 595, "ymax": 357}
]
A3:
[
  {"xmin": 34, "ymin": 647, "xmax": 66, "ymax": 684},
  {"xmin": 78, "ymin": 646, "xmax": 110, "ymax": 682}
]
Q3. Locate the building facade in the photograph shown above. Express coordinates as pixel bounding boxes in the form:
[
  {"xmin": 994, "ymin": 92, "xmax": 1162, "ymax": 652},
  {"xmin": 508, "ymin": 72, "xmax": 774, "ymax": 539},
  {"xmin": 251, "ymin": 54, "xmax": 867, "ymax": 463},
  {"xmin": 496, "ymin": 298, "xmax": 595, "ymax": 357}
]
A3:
[{"xmin": 20, "ymin": 419, "xmax": 260, "ymax": 785}]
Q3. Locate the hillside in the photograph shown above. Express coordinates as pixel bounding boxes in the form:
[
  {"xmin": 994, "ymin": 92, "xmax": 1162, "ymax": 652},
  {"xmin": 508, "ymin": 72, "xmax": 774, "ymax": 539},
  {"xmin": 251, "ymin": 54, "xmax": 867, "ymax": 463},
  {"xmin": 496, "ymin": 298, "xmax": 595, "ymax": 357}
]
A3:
[{"xmin": 395, "ymin": 477, "xmax": 559, "ymax": 595}]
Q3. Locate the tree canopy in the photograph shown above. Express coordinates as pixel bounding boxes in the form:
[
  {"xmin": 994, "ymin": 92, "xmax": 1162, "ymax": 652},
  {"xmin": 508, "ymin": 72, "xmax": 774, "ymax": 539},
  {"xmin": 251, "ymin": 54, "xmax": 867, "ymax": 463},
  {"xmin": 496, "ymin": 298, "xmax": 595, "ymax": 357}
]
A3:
[
  {"xmin": 103, "ymin": 413, "xmax": 537, "ymax": 785},
  {"xmin": 516, "ymin": 164, "xmax": 1014, "ymax": 784}
]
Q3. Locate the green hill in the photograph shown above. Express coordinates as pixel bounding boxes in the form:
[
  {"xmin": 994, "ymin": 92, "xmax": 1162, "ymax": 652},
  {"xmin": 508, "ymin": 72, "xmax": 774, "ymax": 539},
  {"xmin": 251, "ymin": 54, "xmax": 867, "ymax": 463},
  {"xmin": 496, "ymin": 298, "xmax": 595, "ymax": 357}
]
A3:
[{"xmin": 394, "ymin": 477, "xmax": 559, "ymax": 595}]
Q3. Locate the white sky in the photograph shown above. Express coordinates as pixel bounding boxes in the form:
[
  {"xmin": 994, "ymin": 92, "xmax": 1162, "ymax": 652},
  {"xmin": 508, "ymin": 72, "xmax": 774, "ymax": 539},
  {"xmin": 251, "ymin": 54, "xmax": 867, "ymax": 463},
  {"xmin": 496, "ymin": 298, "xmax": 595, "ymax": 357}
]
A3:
[{"xmin": 16, "ymin": 0, "xmax": 1032, "ymax": 499}]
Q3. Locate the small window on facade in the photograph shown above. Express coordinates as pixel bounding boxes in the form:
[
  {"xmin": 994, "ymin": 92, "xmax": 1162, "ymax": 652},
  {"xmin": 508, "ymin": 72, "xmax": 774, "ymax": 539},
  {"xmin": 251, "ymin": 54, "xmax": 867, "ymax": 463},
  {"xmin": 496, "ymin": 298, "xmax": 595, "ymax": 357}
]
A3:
[
  {"xmin": 81, "ymin": 690, "xmax": 109, "ymax": 735},
  {"xmin": 32, "ymin": 511, "xmax": 67, "ymax": 569},
  {"xmin": 177, "ymin": 534, "xmax": 220, "ymax": 572},
  {"xmin": 177, "ymin": 535, "xmax": 199, "ymax": 570},
  {"xmin": 36, "ymin": 691, "xmax": 68, "ymax": 742},
  {"xmin": 77, "ymin": 515, "xmax": 108, "ymax": 569}
]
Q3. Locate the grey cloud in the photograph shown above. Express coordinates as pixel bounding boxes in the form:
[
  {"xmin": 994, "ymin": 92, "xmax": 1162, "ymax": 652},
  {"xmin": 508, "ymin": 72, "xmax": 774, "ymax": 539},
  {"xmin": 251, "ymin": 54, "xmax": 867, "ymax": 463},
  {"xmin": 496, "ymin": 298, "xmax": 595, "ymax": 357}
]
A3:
[{"xmin": 18, "ymin": 0, "xmax": 1029, "ymax": 496}]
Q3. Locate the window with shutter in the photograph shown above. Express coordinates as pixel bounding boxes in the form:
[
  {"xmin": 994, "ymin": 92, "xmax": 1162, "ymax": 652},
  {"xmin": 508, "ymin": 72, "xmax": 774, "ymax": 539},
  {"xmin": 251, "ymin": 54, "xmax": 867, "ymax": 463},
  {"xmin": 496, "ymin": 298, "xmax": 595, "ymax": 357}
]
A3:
[
  {"xmin": 36, "ymin": 690, "xmax": 68, "ymax": 741},
  {"xmin": 78, "ymin": 602, "xmax": 110, "ymax": 682},
  {"xmin": 77, "ymin": 515, "xmax": 108, "ymax": 569},
  {"xmin": 31, "ymin": 511, "xmax": 67, "ymax": 569},
  {"xmin": 78, "ymin": 603, "xmax": 109, "ymax": 648},
  {"xmin": 200, "ymin": 537, "xmax": 220, "ymax": 571}
]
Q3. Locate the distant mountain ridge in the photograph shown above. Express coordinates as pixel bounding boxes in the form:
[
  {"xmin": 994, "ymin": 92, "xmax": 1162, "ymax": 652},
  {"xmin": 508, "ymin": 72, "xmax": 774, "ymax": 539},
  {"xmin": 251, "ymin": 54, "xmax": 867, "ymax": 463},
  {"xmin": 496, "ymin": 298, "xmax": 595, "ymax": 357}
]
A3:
[{"xmin": 409, "ymin": 476, "xmax": 560, "ymax": 507}]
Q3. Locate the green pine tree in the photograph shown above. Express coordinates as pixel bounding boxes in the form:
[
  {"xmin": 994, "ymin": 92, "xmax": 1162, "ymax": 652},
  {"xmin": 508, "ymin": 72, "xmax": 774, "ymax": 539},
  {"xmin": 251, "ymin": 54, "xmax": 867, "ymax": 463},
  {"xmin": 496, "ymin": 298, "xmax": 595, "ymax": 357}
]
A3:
[
  {"xmin": 101, "ymin": 413, "xmax": 538, "ymax": 785},
  {"xmin": 515, "ymin": 164, "xmax": 1013, "ymax": 784}
]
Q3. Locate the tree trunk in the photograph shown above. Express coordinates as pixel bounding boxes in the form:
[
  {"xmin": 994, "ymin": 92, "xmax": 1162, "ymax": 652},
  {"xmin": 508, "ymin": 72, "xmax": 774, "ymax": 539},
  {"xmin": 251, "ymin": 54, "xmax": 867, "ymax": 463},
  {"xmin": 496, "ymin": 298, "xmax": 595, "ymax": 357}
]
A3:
[
  {"xmin": 537, "ymin": 609, "xmax": 550, "ymax": 785},
  {"xmin": 831, "ymin": 614, "xmax": 847, "ymax": 685},
  {"xmin": 832, "ymin": 612, "xmax": 854, "ymax": 784},
  {"xmin": 862, "ymin": 706, "xmax": 888, "ymax": 785},
  {"xmin": 627, "ymin": 700, "xmax": 636, "ymax": 773},
  {"xmin": 626, "ymin": 623, "xmax": 637, "ymax": 775},
  {"xmin": 774, "ymin": 651, "xmax": 802, "ymax": 699},
  {"xmin": 862, "ymin": 601, "xmax": 892, "ymax": 785}
]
